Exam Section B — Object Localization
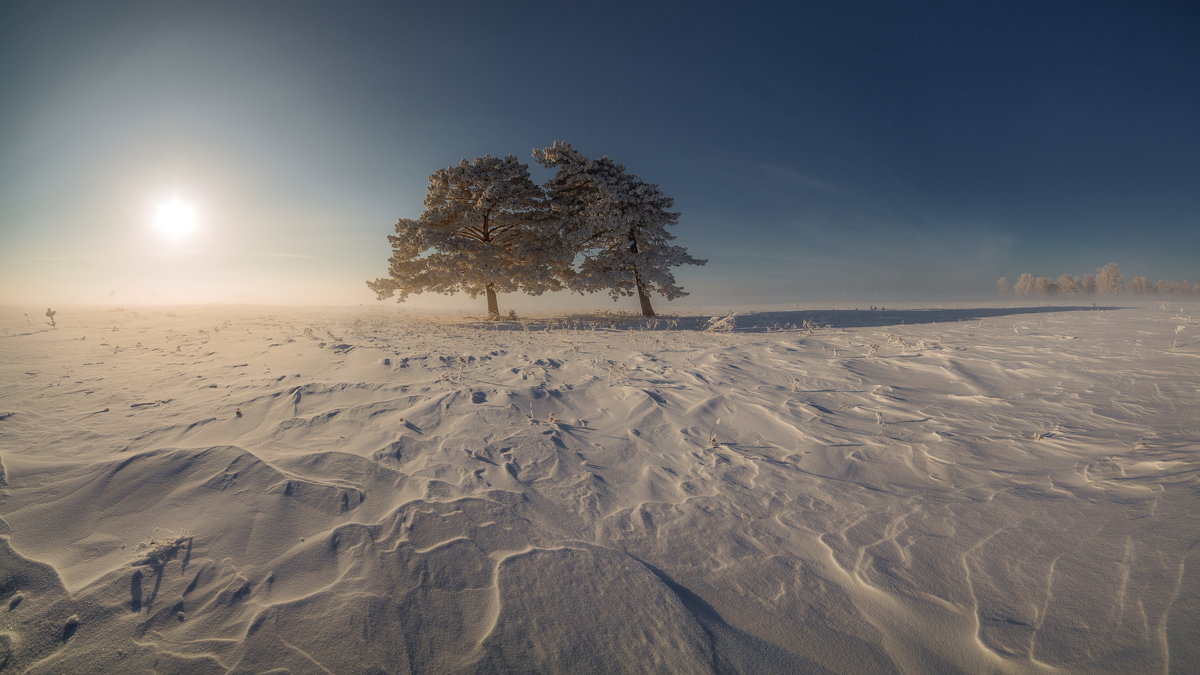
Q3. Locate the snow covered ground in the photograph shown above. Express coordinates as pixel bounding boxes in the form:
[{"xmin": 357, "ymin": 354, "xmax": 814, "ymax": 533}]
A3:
[{"xmin": 1, "ymin": 301, "xmax": 1197, "ymax": 673}]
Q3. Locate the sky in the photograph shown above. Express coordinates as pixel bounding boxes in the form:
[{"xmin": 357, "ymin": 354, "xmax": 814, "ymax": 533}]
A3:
[{"xmin": 2, "ymin": 0, "xmax": 1198, "ymax": 310}]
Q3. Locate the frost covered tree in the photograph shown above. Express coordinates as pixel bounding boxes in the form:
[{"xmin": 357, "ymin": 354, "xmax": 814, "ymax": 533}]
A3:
[
  {"xmin": 367, "ymin": 155, "xmax": 565, "ymax": 317},
  {"xmin": 1014, "ymin": 273, "xmax": 1035, "ymax": 298},
  {"xmin": 1096, "ymin": 263, "xmax": 1123, "ymax": 295},
  {"xmin": 1165, "ymin": 280, "xmax": 1198, "ymax": 296},
  {"xmin": 1035, "ymin": 277, "xmax": 1055, "ymax": 296},
  {"xmin": 1128, "ymin": 276, "xmax": 1152, "ymax": 295},
  {"xmin": 995, "ymin": 277, "xmax": 1010, "ymax": 296},
  {"xmin": 1056, "ymin": 274, "xmax": 1079, "ymax": 295},
  {"xmin": 1080, "ymin": 274, "xmax": 1096, "ymax": 295},
  {"xmin": 535, "ymin": 142, "xmax": 705, "ymax": 316}
]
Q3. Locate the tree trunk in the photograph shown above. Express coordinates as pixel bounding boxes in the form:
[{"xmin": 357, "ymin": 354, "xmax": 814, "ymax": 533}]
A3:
[
  {"xmin": 628, "ymin": 231, "xmax": 654, "ymax": 316},
  {"xmin": 485, "ymin": 284, "xmax": 499, "ymax": 318},
  {"xmin": 637, "ymin": 285, "xmax": 655, "ymax": 316}
]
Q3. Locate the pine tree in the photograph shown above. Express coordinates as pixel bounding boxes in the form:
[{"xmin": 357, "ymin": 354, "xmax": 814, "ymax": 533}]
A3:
[
  {"xmin": 367, "ymin": 155, "xmax": 563, "ymax": 317},
  {"xmin": 535, "ymin": 142, "xmax": 705, "ymax": 316}
]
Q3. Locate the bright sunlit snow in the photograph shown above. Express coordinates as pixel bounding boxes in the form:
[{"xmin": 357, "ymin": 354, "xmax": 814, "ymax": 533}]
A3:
[{"xmin": 1, "ymin": 302, "xmax": 1197, "ymax": 672}]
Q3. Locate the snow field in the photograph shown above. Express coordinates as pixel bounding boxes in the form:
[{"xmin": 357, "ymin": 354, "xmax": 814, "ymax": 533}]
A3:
[{"xmin": 1, "ymin": 302, "xmax": 1197, "ymax": 672}]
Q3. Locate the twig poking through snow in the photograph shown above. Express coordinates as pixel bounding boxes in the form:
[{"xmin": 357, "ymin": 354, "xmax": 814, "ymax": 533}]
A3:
[
  {"xmin": 706, "ymin": 418, "xmax": 722, "ymax": 449},
  {"xmin": 703, "ymin": 314, "xmax": 737, "ymax": 332}
]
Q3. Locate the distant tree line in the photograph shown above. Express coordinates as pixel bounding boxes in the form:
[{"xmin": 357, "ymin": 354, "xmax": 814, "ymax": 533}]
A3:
[
  {"xmin": 996, "ymin": 263, "xmax": 1200, "ymax": 298},
  {"xmin": 367, "ymin": 142, "xmax": 705, "ymax": 317}
]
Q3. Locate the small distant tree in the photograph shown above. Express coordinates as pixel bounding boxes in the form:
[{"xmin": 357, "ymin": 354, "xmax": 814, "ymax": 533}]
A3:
[
  {"xmin": 1096, "ymin": 263, "xmax": 1123, "ymax": 295},
  {"xmin": 1035, "ymin": 277, "xmax": 1055, "ymax": 296},
  {"xmin": 1128, "ymin": 276, "xmax": 1153, "ymax": 295},
  {"xmin": 1014, "ymin": 273, "xmax": 1035, "ymax": 298},
  {"xmin": 995, "ymin": 277, "xmax": 1010, "ymax": 296},
  {"xmin": 1080, "ymin": 274, "xmax": 1096, "ymax": 295},
  {"xmin": 367, "ymin": 155, "xmax": 565, "ymax": 317},
  {"xmin": 1056, "ymin": 274, "xmax": 1079, "ymax": 295},
  {"xmin": 535, "ymin": 142, "xmax": 706, "ymax": 316}
]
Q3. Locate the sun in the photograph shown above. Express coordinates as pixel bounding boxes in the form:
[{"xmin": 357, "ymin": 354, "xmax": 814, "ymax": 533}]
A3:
[{"xmin": 153, "ymin": 197, "xmax": 198, "ymax": 240}]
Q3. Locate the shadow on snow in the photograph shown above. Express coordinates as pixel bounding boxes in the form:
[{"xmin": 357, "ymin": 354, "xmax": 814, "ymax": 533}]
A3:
[{"xmin": 463, "ymin": 305, "xmax": 1125, "ymax": 332}]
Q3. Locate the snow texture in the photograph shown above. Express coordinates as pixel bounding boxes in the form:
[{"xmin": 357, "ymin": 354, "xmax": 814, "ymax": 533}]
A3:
[{"xmin": 1, "ymin": 301, "xmax": 1198, "ymax": 672}]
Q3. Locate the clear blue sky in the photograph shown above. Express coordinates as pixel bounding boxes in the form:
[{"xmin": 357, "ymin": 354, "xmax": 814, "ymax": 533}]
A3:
[{"xmin": 2, "ymin": 0, "xmax": 1197, "ymax": 308}]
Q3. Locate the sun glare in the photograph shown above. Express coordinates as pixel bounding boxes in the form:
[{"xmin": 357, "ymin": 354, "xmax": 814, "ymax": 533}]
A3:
[{"xmin": 153, "ymin": 197, "xmax": 198, "ymax": 241}]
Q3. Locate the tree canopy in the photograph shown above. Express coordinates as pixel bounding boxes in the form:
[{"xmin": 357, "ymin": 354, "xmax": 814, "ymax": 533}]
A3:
[
  {"xmin": 369, "ymin": 144, "xmax": 705, "ymax": 316},
  {"xmin": 367, "ymin": 155, "xmax": 564, "ymax": 317},
  {"xmin": 535, "ymin": 142, "xmax": 705, "ymax": 316}
]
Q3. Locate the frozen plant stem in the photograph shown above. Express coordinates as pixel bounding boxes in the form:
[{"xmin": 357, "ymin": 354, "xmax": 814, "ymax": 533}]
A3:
[{"xmin": 706, "ymin": 418, "xmax": 721, "ymax": 449}]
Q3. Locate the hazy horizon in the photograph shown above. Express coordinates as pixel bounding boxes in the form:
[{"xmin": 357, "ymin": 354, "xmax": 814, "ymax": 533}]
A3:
[{"xmin": 3, "ymin": 1, "xmax": 1197, "ymax": 307}]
